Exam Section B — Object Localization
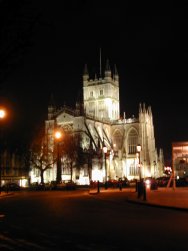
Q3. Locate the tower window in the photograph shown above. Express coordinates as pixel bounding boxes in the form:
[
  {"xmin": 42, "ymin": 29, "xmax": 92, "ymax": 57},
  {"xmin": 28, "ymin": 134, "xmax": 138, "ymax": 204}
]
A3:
[
  {"xmin": 90, "ymin": 91, "xmax": 93, "ymax": 97},
  {"xmin": 99, "ymin": 89, "xmax": 103, "ymax": 96}
]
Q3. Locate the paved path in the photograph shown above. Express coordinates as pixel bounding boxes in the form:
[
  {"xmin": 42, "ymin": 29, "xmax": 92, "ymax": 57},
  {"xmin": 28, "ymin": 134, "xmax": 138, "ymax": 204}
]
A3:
[
  {"xmin": 126, "ymin": 186, "xmax": 188, "ymax": 211},
  {"xmin": 0, "ymin": 191, "xmax": 14, "ymax": 197},
  {"xmin": 89, "ymin": 186, "xmax": 188, "ymax": 211},
  {"xmin": 2, "ymin": 187, "xmax": 188, "ymax": 211}
]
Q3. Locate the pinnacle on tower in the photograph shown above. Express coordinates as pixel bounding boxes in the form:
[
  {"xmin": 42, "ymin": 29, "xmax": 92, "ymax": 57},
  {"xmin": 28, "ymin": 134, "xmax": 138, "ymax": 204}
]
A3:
[
  {"xmin": 48, "ymin": 93, "xmax": 56, "ymax": 120},
  {"xmin": 48, "ymin": 93, "xmax": 56, "ymax": 109},
  {"xmin": 113, "ymin": 64, "xmax": 119, "ymax": 85},
  {"xmin": 83, "ymin": 63, "xmax": 88, "ymax": 75},
  {"xmin": 83, "ymin": 64, "xmax": 89, "ymax": 82},
  {"xmin": 105, "ymin": 59, "xmax": 111, "ymax": 71},
  {"xmin": 139, "ymin": 103, "xmax": 142, "ymax": 113},
  {"xmin": 104, "ymin": 59, "xmax": 112, "ymax": 79}
]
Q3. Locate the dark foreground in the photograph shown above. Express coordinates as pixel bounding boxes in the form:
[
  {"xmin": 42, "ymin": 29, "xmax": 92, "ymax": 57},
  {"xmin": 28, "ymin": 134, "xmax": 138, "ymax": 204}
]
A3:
[{"xmin": 0, "ymin": 188, "xmax": 188, "ymax": 251}]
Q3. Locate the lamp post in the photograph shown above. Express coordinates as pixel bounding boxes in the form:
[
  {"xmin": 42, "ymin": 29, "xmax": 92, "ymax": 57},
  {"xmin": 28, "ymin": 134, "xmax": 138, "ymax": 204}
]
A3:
[
  {"xmin": 55, "ymin": 130, "xmax": 62, "ymax": 184},
  {"xmin": 0, "ymin": 108, "xmax": 6, "ymax": 194},
  {"xmin": 137, "ymin": 143, "xmax": 146, "ymax": 200},
  {"xmin": 153, "ymin": 160, "xmax": 156, "ymax": 178},
  {"xmin": 103, "ymin": 145, "xmax": 108, "ymax": 189},
  {"xmin": 88, "ymin": 140, "xmax": 93, "ymax": 185},
  {"xmin": 137, "ymin": 144, "xmax": 142, "ymax": 181}
]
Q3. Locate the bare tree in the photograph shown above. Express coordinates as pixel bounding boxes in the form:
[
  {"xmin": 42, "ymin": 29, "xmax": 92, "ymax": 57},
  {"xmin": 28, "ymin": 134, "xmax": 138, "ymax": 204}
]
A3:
[
  {"xmin": 61, "ymin": 132, "xmax": 82, "ymax": 182},
  {"xmin": 30, "ymin": 127, "xmax": 55, "ymax": 184}
]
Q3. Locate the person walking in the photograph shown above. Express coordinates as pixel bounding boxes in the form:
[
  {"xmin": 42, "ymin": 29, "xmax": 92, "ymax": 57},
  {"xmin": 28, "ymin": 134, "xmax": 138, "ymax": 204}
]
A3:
[{"xmin": 119, "ymin": 179, "xmax": 122, "ymax": 191}]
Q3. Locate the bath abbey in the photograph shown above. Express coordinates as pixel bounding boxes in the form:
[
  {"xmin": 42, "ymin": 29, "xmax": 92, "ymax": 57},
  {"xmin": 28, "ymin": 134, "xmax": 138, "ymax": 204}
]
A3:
[{"xmin": 30, "ymin": 59, "xmax": 164, "ymax": 185}]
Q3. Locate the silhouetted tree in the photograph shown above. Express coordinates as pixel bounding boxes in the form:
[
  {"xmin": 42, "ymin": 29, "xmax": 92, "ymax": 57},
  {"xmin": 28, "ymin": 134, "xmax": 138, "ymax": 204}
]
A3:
[
  {"xmin": 61, "ymin": 132, "xmax": 82, "ymax": 182},
  {"xmin": 30, "ymin": 126, "xmax": 55, "ymax": 184}
]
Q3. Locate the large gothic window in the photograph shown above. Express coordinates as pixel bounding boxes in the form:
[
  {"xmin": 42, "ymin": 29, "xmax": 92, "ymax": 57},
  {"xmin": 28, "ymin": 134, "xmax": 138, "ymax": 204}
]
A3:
[
  {"xmin": 127, "ymin": 129, "xmax": 138, "ymax": 154},
  {"xmin": 112, "ymin": 130, "xmax": 122, "ymax": 150},
  {"xmin": 129, "ymin": 160, "xmax": 139, "ymax": 176}
]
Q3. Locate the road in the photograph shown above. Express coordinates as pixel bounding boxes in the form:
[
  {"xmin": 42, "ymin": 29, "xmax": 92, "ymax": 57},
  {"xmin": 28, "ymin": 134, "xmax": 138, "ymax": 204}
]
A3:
[{"xmin": 0, "ymin": 189, "xmax": 188, "ymax": 250}]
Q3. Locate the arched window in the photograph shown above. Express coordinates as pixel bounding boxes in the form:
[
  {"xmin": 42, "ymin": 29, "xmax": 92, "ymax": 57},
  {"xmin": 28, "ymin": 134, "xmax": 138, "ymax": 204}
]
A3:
[
  {"xmin": 112, "ymin": 130, "xmax": 123, "ymax": 150},
  {"xmin": 90, "ymin": 91, "xmax": 93, "ymax": 97},
  {"xmin": 99, "ymin": 89, "xmax": 103, "ymax": 96},
  {"xmin": 127, "ymin": 129, "xmax": 138, "ymax": 154},
  {"xmin": 129, "ymin": 159, "xmax": 139, "ymax": 176}
]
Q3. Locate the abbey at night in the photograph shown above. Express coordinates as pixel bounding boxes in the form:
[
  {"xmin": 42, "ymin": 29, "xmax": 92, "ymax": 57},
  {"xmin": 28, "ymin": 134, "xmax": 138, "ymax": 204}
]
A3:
[{"xmin": 30, "ymin": 58, "xmax": 164, "ymax": 185}]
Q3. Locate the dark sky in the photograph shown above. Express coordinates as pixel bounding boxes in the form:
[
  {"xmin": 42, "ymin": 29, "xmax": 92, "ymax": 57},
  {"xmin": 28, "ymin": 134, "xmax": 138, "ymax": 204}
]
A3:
[{"xmin": 0, "ymin": 0, "xmax": 188, "ymax": 160}]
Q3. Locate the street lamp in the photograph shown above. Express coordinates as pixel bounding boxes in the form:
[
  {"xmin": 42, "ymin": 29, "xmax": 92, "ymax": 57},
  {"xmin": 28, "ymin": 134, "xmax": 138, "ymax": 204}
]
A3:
[
  {"xmin": 103, "ymin": 145, "xmax": 108, "ymax": 189},
  {"xmin": 137, "ymin": 144, "xmax": 142, "ymax": 181},
  {"xmin": 54, "ymin": 130, "xmax": 63, "ymax": 184},
  {"xmin": 0, "ymin": 109, "xmax": 6, "ymax": 119},
  {"xmin": 137, "ymin": 143, "xmax": 146, "ymax": 200},
  {"xmin": 153, "ymin": 160, "xmax": 156, "ymax": 177},
  {"xmin": 0, "ymin": 108, "xmax": 6, "ymax": 194},
  {"xmin": 88, "ymin": 140, "xmax": 93, "ymax": 185}
]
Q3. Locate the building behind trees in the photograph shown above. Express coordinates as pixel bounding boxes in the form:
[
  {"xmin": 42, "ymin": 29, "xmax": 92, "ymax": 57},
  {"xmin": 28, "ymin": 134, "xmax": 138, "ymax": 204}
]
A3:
[{"xmin": 29, "ymin": 57, "xmax": 164, "ymax": 185}]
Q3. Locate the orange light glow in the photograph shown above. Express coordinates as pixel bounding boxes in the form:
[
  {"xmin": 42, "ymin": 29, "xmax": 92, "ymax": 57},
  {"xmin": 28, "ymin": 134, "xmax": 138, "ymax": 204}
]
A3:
[
  {"xmin": 55, "ymin": 131, "xmax": 62, "ymax": 140},
  {"xmin": 0, "ymin": 108, "xmax": 6, "ymax": 119}
]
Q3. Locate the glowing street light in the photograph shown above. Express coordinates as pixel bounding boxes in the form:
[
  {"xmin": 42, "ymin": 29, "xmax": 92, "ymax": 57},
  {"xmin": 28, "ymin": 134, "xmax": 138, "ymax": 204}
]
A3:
[
  {"xmin": 55, "ymin": 131, "xmax": 62, "ymax": 140},
  {"xmin": 54, "ymin": 130, "xmax": 63, "ymax": 183},
  {"xmin": 0, "ymin": 108, "xmax": 6, "ymax": 194},
  {"xmin": 137, "ymin": 143, "xmax": 146, "ymax": 200},
  {"xmin": 0, "ymin": 109, "xmax": 6, "ymax": 119}
]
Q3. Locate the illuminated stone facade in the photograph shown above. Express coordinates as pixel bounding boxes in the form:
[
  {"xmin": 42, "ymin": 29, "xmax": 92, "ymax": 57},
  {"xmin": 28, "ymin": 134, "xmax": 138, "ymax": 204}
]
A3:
[{"xmin": 31, "ymin": 59, "xmax": 164, "ymax": 184}]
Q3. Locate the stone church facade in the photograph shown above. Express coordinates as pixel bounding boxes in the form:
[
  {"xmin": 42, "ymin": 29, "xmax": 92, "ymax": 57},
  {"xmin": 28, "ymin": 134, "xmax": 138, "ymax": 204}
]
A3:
[{"xmin": 30, "ymin": 59, "xmax": 164, "ymax": 185}]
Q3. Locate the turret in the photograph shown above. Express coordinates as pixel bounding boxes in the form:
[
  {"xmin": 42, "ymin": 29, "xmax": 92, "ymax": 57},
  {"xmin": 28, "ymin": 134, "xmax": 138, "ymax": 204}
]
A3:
[
  {"xmin": 83, "ymin": 64, "xmax": 89, "ymax": 86},
  {"xmin": 114, "ymin": 64, "xmax": 119, "ymax": 85},
  {"xmin": 48, "ymin": 93, "xmax": 56, "ymax": 120},
  {"xmin": 104, "ymin": 59, "xmax": 112, "ymax": 82}
]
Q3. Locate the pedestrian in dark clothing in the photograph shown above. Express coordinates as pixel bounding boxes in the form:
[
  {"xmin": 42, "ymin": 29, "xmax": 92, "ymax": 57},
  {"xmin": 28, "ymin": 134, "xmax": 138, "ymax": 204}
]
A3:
[{"xmin": 119, "ymin": 179, "xmax": 122, "ymax": 191}]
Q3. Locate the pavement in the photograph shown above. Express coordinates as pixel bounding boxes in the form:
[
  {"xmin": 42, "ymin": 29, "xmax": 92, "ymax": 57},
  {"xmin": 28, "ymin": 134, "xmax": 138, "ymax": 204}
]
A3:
[
  {"xmin": 126, "ymin": 186, "xmax": 188, "ymax": 211},
  {"xmin": 2, "ymin": 187, "xmax": 188, "ymax": 211},
  {"xmin": 0, "ymin": 191, "xmax": 14, "ymax": 197},
  {"xmin": 89, "ymin": 185, "xmax": 188, "ymax": 211}
]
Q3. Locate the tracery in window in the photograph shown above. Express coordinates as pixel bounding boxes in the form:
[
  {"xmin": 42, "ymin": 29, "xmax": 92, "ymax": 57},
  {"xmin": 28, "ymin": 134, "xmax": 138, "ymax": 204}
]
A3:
[{"xmin": 127, "ymin": 129, "xmax": 138, "ymax": 154}]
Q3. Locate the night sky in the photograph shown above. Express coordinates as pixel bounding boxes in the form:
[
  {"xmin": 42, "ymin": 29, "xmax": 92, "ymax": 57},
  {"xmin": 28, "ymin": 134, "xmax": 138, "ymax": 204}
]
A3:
[{"xmin": 0, "ymin": 0, "xmax": 188, "ymax": 161}]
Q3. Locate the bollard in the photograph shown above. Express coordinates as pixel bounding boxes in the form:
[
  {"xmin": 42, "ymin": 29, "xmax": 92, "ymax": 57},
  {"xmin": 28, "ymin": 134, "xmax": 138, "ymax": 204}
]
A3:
[
  {"xmin": 143, "ymin": 182, "xmax": 147, "ymax": 201},
  {"xmin": 137, "ymin": 181, "xmax": 141, "ymax": 198},
  {"xmin": 135, "ymin": 179, "xmax": 138, "ymax": 192},
  {"xmin": 97, "ymin": 180, "xmax": 100, "ymax": 193}
]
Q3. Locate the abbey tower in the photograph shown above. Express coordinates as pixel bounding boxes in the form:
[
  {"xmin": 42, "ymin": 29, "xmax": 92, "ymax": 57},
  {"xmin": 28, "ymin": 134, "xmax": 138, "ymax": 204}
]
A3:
[{"xmin": 30, "ymin": 57, "xmax": 164, "ymax": 185}]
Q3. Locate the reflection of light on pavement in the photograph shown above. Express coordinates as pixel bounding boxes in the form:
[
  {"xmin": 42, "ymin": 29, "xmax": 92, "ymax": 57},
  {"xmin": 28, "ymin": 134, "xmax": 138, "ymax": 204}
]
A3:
[
  {"xmin": 0, "ymin": 214, "xmax": 5, "ymax": 218},
  {"xmin": 146, "ymin": 184, "xmax": 150, "ymax": 189},
  {"xmin": 145, "ymin": 179, "xmax": 151, "ymax": 189}
]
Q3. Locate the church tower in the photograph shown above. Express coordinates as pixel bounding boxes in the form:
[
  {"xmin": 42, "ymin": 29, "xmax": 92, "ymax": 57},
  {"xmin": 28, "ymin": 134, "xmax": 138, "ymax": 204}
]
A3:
[
  {"xmin": 83, "ymin": 58, "xmax": 120, "ymax": 121},
  {"xmin": 30, "ymin": 52, "xmax": 164, "ymax": 186}
]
